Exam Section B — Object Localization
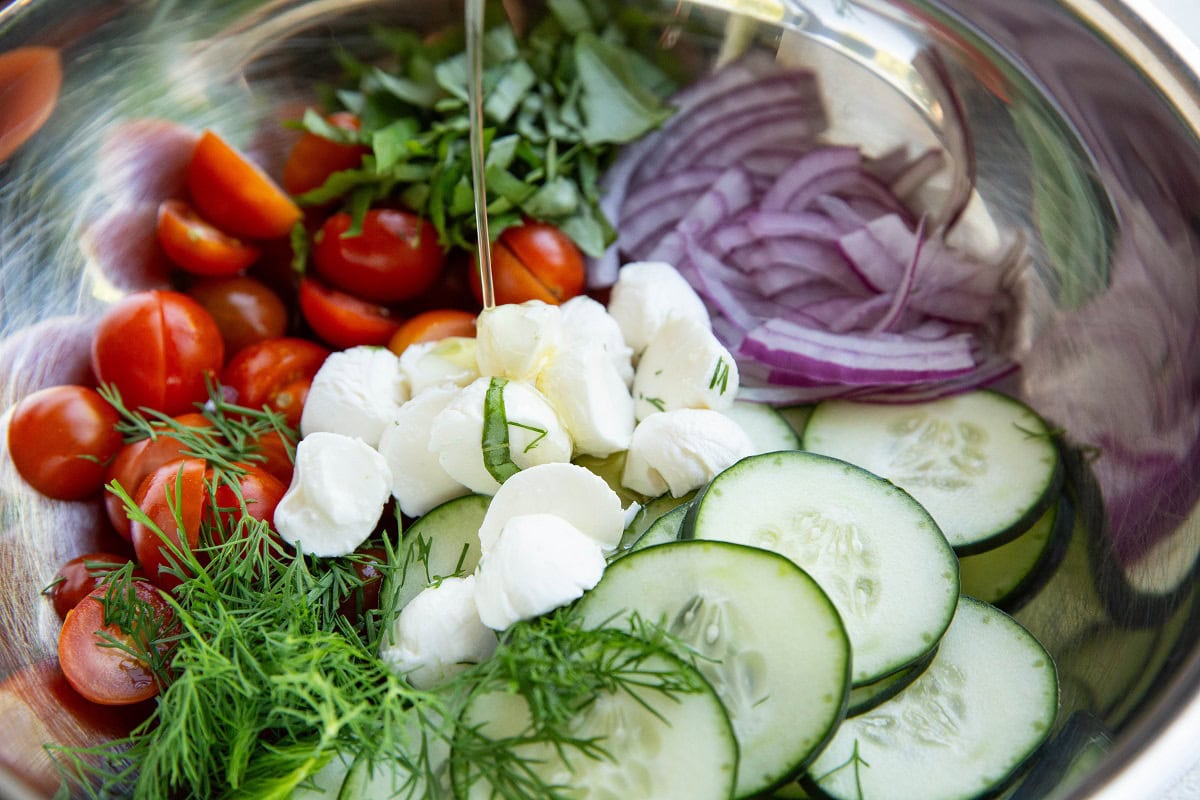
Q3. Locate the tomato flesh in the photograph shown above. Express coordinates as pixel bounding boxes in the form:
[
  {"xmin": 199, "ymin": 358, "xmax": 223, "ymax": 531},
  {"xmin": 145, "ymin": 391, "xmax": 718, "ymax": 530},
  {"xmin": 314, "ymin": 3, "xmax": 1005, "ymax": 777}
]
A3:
[
  {"xmin": 298, "ymin": 277, "xmax": 403, "ymax": 349},
  {"xmin": 220, "ymin": 337, "xmax": 329, "ymax": 428},
  {"xmin": 187, "ymin": 275, "xmax": 288, "ymax": 356},
  {"xmin": 186, "ymin": 129, "xmax": 302, "ymax": 240},
  {"xmin": 156, "ymin": 199, "xmax": 261, "ymax": 277},
  {"xmin": 282, "ymin": 111, "xmax": 367, "ymax": 196},
  {"xmin": 47, "ymin": 554, "xmax": 137, "ymax": 619},
  {"xmin": 130, "ymin": 458, "xmax": 209, "ymax": 590},
  {"xmin": 470, "ymin": 222, "xmax": 585, "ymax": 306},
  {"xmin": 312, "ymin": 209, "xmax": 445, "ymax": 304},
  {"xmin": 387, "ymin": 308, "xmax": 476, "ymax": 356}
]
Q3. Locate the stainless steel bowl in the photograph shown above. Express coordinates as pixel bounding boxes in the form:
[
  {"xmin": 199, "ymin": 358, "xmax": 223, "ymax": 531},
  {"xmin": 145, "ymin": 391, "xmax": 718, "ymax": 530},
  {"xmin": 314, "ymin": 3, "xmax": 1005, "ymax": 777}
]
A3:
[{"xmin": 3, "ymin": 0, "xmax": 1200, "ymax": 797}]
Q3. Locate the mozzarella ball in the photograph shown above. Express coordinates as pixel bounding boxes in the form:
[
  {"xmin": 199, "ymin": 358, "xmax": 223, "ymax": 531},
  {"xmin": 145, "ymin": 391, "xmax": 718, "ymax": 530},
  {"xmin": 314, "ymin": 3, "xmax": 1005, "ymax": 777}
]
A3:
[
  {"xmin": 622, "ymin": 408, "xmax": 754, "ymax": 498},
  {"xmin": 300, "ymin": 346, "xmax": 409, "ymax": 448}
]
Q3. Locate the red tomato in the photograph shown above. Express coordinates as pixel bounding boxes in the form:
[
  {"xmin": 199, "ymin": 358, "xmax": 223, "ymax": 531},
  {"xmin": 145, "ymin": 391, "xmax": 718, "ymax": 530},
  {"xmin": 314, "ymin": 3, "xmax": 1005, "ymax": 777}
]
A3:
[
  {"xmin": 0, "ymin": 46, "xmax": 62, "ymax": 164},
  {"xmin": 129, "ymin": 458, "xmax": 209, "ymax": 590},
  {"xmin": 58, "ymin": 580, "xmax": 175, "ymax": 705},
  {"xmin": 156, "ymin": 199, "xmax": 261, "ymax": 277},
  {"xmin": 387, "ymin": 309, "xmax": 476, "ymax": 356},
  {"xmin": 298, "ymin": 277, "xmax": 403, "ymax": 349},
  {"xmin": 46, "ymin": 553, "xmax": 136, "ymax": 619},
  {"xmin": 204, "ymin": 463, "xmax": 287, "ymax": 547},
  {"xmin": 7, "ymin": 385, "xmax": 123, "ymax": 500},
  {"xmin": 312, "ymin": 209, "xmax": 445, "ymax": 304},
  {"xmin": 469, "ymin": 222, "xmax": 585, "ymax": 306},
  {"xmin": 186, "ymin": 129, "xmax": 302, "ymax": 240},
  {"xmin": 187, "ymin": 275, "xmax": 288, "ymax": 355},
  {"xmin": 91, "ymin": 290, "xmax": 225, "ymax": 416},
  {"xmin": 104, "ymin": 413, "xmax": 215, "ymax": 540},
  {"xmin": 338, "ymin": 547, "xmax": 386, "ymax": 619},
  {"xmin": 282, "ymin": 111, "xmax": 367, "ymax": 196},
  {"xmin": 247, "ymin": 429, "xmax": 296, "ymax": 486},
  {"xmin": 220, "ymin": 337, "xmax": 329, "ymax": 428}
]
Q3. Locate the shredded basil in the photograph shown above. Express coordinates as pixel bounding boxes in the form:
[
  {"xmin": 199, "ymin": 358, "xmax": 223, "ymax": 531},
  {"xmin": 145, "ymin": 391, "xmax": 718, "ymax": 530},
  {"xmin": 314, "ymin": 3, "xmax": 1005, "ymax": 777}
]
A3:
[{"xmin": 481, "ymin": 377, "xmax": 522, "ymax": 483}]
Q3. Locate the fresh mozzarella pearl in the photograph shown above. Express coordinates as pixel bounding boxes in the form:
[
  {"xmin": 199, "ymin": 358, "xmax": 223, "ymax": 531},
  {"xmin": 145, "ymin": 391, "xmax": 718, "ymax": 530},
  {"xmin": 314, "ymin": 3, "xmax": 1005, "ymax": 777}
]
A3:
[
  {"xmin": 632, "ymin": 316, "xmax": 739, "ymax": 421},
  {"xmin": 474, "ymin": 301, "xmax": 563, "ymax": 382},
  {"xmin": 427, "ymin": 377, "xmax": 572, "ymax": 495},
  {"xmin": 537, "ymin": 339, "xmax": 635, "ymax": 458},
  {"xmin": 380, "ymin": 576, "xmax": 497, "ymax": 689},
  {"xmin": 606, "ymin": 261, "xmax": 710, "ymax": 357},
  {"xmin": 300, "ymin": 346, "xmax": 409, "ymax": 448},
  {"xmin": 377, "ymin": 384, "xmax": 470, "ymax": 518},
  {"xmin": 274, "ymin": 431, "xmax": 392, "ymax": 557},
  {"xmin": 560, "ymin": 295, "xmax": 634, "ymax": 387},
  {"xmin": 398, "ymin": 337, "xmax": 479, "ymax": 397},
  {"xmin": 476, "ymin": 462, "xmax": 626, "ymax": 555},
  {"xmin": 473, "ymin": 513, "xmax": 607, "ymax": 630},
  {"xmin": 622, "ymin": 408, "xmax": 754, "ymax": 498}
]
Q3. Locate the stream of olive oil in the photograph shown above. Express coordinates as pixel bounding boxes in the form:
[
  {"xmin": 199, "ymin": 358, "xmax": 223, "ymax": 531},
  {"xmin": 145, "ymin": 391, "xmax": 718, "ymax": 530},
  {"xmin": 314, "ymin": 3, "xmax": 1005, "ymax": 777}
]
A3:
[{"xmin": 465, "ymin": 0, "xmax": 496, "ymax": 310}]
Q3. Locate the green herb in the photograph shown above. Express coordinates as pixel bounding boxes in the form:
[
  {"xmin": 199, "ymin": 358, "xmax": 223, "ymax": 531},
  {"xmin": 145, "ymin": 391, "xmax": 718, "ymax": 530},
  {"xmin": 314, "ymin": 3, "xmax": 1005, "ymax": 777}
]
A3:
[
  {"xmin": 639, "ymin": 394, "xmax": 666, "ymax": 412},
  {"xmin": 508, "ymin": 420, "xmax": 549, "ymax": 453},
  {"xmin": 709, "ymin": 357, "xmax": 731, "ymax": 395},
  {"xmin": 481, "ymin": 376, "xmax": 521, "ymax": 484}
]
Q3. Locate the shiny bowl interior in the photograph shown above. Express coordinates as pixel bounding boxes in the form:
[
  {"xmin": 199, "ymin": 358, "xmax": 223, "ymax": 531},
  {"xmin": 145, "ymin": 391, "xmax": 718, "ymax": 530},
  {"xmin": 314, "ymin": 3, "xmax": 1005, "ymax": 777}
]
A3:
[{"xmin": 3, "ymin": 0, "xmax": 1200, "ymax": 797}]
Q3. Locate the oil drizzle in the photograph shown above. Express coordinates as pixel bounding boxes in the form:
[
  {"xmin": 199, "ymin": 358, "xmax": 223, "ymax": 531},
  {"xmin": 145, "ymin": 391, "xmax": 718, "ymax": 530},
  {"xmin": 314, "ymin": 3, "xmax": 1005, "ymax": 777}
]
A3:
[{"xmin": 465, "ymin": 0, "xmax": 495, "ymax": 310}]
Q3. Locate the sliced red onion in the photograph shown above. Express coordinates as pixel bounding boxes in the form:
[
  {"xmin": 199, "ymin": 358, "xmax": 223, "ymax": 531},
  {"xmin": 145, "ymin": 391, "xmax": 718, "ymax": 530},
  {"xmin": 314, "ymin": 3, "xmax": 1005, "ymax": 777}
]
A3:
[
  {"xmin": 760, "ymin": 146, "xmax": 862, "ymax": 212},
  {"xmin": 646, "ymin": 167, "xmax": 756, "ymax": 264},
  {"xmin": 621, "ymin": 168, "xmax": 724, "ymax": 224}
]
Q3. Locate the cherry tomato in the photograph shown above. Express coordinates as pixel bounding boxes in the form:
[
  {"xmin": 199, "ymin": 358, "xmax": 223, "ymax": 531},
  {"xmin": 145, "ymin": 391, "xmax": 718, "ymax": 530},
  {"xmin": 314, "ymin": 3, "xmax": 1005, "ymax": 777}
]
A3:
[
  {"xmin": 0, "ymin": 46, "xmax": 62, "ymax": 164},
  {"xmin": 58, "ymin": 580, "xmax": 175, "ymax": 705},
  {"xmin": 156, "ymin": 199, "xmax": 261, "ymax": 277},
  {"xmin": 470, "ymin": 222, "xmax": 585, "ymax": 306},
  {"xmin": 186, "ymin": 129, "xmax": 302, "ymax": 240},
  {"xmin": 338, "ymin": 547, "xmax": 386, "ymax": 619},
  {"xmin": 46, "ymin": 553, "xmax": 136, "ymax": 619},
  {"xmin": 281, "ymin": 111, "xmax": 367, "ymax": 196},
  {"xmin": 7, "ymin": 385, "xmax": 123, "ymax": 500},
  {"xmin": 187, "ymin": 275, "xmax": 288, "ymax": 355},
  {"xmin": 220, "ymin": 337, "xmax": 329, "ymax": 428},
  {"xmin": 246, "ymin": 428, "xmax": 296, "ymax": 486},
  {"xmin": 91, "ymin": 290, "xmax": 225, "ymax": 416},
  {"xmin": 130, "ymin": 458, "xmax": 209, "ymax": 590},
  {"xmin": 204, "ymin": 463, "xmax": 287, "ymax": 545},
  {"xmin": 298, "ymin": 277, "xmax": 403, "ymax": 349},
  {"xmin": 104, "ymin": 413, "xmax": 215, "ymax": 540},
  {"xmin": 387, "ymin": 309, "xmax": 476, "ymax": 356},
  {"xmin": 312, "ymin": 209, "xmax": 445, "ymax": 304}
]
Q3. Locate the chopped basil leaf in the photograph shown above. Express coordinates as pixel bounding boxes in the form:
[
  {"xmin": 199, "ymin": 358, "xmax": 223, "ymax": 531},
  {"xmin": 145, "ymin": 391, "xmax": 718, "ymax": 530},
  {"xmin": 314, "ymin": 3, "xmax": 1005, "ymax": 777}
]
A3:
[{"xmin": 482, "ymin": 377, "xmax": 521, "ymax": 484}]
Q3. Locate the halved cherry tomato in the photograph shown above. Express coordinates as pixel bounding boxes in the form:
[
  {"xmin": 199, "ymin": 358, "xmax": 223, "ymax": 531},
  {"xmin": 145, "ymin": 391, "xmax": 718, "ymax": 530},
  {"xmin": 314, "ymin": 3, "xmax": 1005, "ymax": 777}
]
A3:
[
  {"xmin": 205, "ymin": 464, "xmax": 287, "ymax": 541},
  {"xmin": 312, "ymin": 209, "xmax": 445, "ymax": 304},
  {"xmin": 7, "ymin": 385, "xmax": 123, "ymax": 500},
  {"xmin": 156, "ymin": 199, "xmax": 261, "ymax": 277},
  {"xmin": 282, "ymin": 111, "xmax": 367, "ymax": 196},
  {"xmin": 104, "ymin": 413, "xmax": 215, "ymax": 540},
  {"xmin": 298, "ymin": 277, "xmax": 403, "ymax": 349},
  {"xmin": 129, "ymin": 458, "xmax": 209, "ymax": 590},
  {"xmin": 246, "ymin": 428, "xmax": 296, "ymax": 486},
  {"xmin": 187, "ymin": 275, "xmax": 288, "ymax": 355},
  {"xmin": 387, "ymin": 309, "xmax": 476, "ymax": 356},
  {"xmin": 186, "ymin": 129, "xmax": 302, "ymax": 240},
  {"xmin": 470, "ymin": 221, "xmax": 585, "ymax": 306},
  {"xmin": 0, "ymin": 46, "xmax": 62, "ymax": 164},
  {"xmin": 338, "ymin": 547, "xmax": 386, "ymax": 619},
  {"xmin": 220, "ymin": 337, "xmax": 329, "ymax": 428},
  {"xmin": 91, "ymin": 290, "xmax": 225, "ymax": 416},
  {"xmin": 46, "ymin": 553, "xmax": 136, "ymax": 619}
]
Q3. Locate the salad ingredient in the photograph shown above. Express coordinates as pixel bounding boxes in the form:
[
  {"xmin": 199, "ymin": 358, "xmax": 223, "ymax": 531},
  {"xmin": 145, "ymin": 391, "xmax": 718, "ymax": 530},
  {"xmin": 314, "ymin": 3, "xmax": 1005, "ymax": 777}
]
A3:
[
  {"xmin": 0, "ymin": 46, "xmax": 62, "ymax": 164},
  {"xmin": 44, "ymin": 554, "xmax": 136, "ymax": 619},
  {"xmin": 6, "ymin": 385, "xmax": 123, "ymax": 500},
  {"xmin": 806, "ymin": 596, "xmax": 1058, "ymax": 800},
  {"xmin": 622, "ymin": 407, "xmax": 754, "ymax": 498},
  {"xmin": 396, "ymin": 336, "xmax": 480, "ymax": 396},
  {"xmin": 377, "ymin": 384, "xmax": 471, "ymax": 517},
  {"xmin": 560, "ymin": 294, "xmax": 634, "ymax": 386},
  {"xmin": 273, "ymin": 431, "xmax": 391, "ymax": 557},
  {"xmin": 577, "ymin": 540, "xmax": 851, "ymax": 797},
  {"xmin": 474, "ymin": 300, "xmax": 563, "ymax": 382},
  {"xmin": 128, "ymin": 458, "xmax": 209, "ymax": 590},
  {"xmin": 845, "ymin": 646, "xmax": 937, "ymax": 718},
  {"xmin": 379, "ymin": 575, "xmax": 496, "ymax": 689},
  {"xmin": 297, "ymin": 275, "xmax": 403, "ymax": 349},
  {"xmin": 57, "ymin": 578, "xmax": 174, "ymax": 706},
  {"xmin": 632, "ymin": 315, "xmax": 738, "ymax": 420},
  {"xmin": 606, "ymin": 260, "xmax": 711, "ymax": 355},
  {"xmin": 387, "ymin": 308, "xmax": 476, "ymax": 356},
  {"xmin": 536, "ymin": 336, "xmax": 634, "ymax": 457},
  {"xmin": 298, "ymin": 345, "xmax": 408, "ymax": 447},
  {"xmin": 391, "ymin": 492, "xmax": 489, "ymax": 611},
  {"xmin": 802, "ymin": 391, "xmax": 1063, "ymax": 553},
  {"xmin": 311, "ymin": 209, "xmax": 445, "ymax": 304},
  {"xmin": 472, "ymin": 512, "xmax": 607, "ymax": 630},
  {"xmin": 689, "ymin": 450, "xmax": 959, "ymax": 686},
  {"xmin": 185, "ymin": 129, "xmax": 301, "ymax": 239},
  {"xmin": 220, "ymin": 337, "xmax": 329, "ymax": 430},
  {"xmin": 958, "ymin": 497, "xmax": 1070, "ymax": 609},
  {"xmin": 186, "ymin": 275, "xmax": 288, "ymax": 355},
  {"xmin": 632, "ymin": 502, "xmax": 688, "ymax": 550},
  {"xmin": 470, "ymin": 221, "xmax": 586, "ymax": 306},
  {"xmin": 155, "ymin": 199, "xmax": 261, "ymax": 277},
  {"xmin": 723, "ymin": 399, "xmax": 801, "ymax": 454},
  {"xmin": 281, "ymin": 111, "xmax": 367, "ymax": 196},
  {"xmin": 91, "ymin": 290, "xmax": 225, "ymax": 416}
]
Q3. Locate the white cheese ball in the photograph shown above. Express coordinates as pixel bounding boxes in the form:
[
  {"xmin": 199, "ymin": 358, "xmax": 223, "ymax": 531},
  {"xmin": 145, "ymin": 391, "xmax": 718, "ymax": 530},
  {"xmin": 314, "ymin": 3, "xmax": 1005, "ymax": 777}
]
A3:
[
  {"xmin": 398, "ymin": 337, "xmax": 479, "ymax": 398},
  {"xmin": 300, "ymin": 346, "xmax": 409, "ymax": 448},
  {"xmin": 377, "ymin": 384, "xmax": 470, "ymax": 518},
  {"xmin": 622, "ymin": 408, "xmax": 754, "ymax": 498},
  {"xmin": 380, "ymin": 576, "xmax": 497, "ymax": 689},
  {"xmin": 537, "ymin": 339, "xmax": 635, "ymax": 459},
  {"xmin": 476, "ymin": 462, "xmax": 626, "ymax": 555},
  {"xmin": 607, "ymin": 261, "xmax": 710, "ymax": 357},
  {"xmin": 560, "ymin": 295, "xmax": 634, "ymax": 387},
  {"xmin": 632, "ymin": 316, "xmax": 739, "ymax": 421},
  {"xmin": 474, "ymin": 301, "xmax": 563, "ymax": 382},
  {"xmin": 275, "ymin": 432, "xmax": 392, "ymax": 557},
  {"xmin": 473, "ymin": 513, "xmax": 607, "ymax": 630},
  {"xmin": 427, "ymin": 377, "xmax": 572, "ymax": 495}
]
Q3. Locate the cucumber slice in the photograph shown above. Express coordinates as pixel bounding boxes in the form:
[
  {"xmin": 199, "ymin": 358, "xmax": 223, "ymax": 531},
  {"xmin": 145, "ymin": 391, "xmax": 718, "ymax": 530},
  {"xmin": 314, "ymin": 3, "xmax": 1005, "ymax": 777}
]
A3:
[
  {"xmin": 631, "ymin": 503, "xmax": 689, "ymax": 551},
  {"xmin": 617, "ymin": 490, "xmax": 695, "ymax": 552},
  {"xmin": 777, "ymin": 404, "xmax": 814, "ymax": 438},
  {"xmin": 688, "ymin": 450, "xmax": 958, "ymax": 685},
  {"xmin": 454, "ymin": 651, "xmax": 737, "ymax": 800},
  {"xmin": 845, "ymin": 646, "xmax": 936, "ymax": 717},
  {"xmin": 724, "ymin": 400, "xmax": 801, "ymax": 453},
  {"xmin": 959, "ymin": 495, "xmax": 1071, "ymax": 609},
  {"xmin": 807, "ymin": 596, "xmax": 1059, "ymax": 800},
  {"xmin": 391, "ymin": 494, "xmax": 489, "ymax": 611},
  {"xmin": 801, "ymin": 391, "xmax": 1062, "ymax": 554},
  {"xmin": 576, "ymin": 540, "xmax": 850, "ymax": 797}
]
